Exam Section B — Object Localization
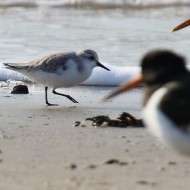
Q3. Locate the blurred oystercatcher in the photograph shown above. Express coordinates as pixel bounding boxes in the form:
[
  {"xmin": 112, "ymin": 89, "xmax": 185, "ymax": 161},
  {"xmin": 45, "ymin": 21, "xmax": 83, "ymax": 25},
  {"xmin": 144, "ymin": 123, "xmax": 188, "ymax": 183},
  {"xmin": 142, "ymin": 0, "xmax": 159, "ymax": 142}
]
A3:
[{"xmin": 103, "ymin": 50, "xmax": 190, "ymax": 155}]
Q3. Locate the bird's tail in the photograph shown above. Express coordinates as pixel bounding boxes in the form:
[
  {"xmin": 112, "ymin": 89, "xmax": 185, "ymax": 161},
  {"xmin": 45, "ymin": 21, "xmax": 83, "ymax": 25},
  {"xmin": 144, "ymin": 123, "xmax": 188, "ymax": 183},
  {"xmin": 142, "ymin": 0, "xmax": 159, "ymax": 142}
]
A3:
[{"xmin": 3, "ymin": 63, "xmax": 29, "ymax": 71}]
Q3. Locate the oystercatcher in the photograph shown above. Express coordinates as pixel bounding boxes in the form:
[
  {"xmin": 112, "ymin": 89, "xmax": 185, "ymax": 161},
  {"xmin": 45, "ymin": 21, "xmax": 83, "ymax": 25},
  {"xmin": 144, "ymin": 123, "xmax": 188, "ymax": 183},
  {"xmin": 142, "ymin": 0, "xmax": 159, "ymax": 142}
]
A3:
[{"xmin": 103, "ymin": 50, "xmax": 190, "ymax": 155}]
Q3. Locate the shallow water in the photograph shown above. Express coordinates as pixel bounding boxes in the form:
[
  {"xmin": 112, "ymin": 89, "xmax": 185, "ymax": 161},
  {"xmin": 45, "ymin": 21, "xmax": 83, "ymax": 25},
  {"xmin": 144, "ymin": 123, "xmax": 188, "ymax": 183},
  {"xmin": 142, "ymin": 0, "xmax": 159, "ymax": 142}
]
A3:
[
  {"xmin": 0, "ymin": 2, "xmax": 189, "ymax": 107},
  {"xmin": 0, "ymin": 3, "xmax": 190, "ymax": 68}
]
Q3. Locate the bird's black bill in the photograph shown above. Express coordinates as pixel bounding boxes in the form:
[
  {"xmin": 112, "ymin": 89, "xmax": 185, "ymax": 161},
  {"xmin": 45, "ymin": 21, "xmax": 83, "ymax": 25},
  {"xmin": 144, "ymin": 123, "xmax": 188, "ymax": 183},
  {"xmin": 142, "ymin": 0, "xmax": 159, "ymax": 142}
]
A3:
[{"xmin": 97, "ymin": 61, "xmax": 110, "ymax": 71}]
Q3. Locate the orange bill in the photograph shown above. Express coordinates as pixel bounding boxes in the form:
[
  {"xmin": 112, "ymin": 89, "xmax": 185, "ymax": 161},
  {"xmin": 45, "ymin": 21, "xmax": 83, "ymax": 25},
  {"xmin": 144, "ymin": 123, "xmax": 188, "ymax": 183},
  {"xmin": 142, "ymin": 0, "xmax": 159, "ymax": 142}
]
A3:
[
  {"xmin": 102, "ymin": 73, "xmax": 143, "ymax": 102},
  {"xmin": 171, "ymin": 19, "xmax": 190, "ymax": 32}
]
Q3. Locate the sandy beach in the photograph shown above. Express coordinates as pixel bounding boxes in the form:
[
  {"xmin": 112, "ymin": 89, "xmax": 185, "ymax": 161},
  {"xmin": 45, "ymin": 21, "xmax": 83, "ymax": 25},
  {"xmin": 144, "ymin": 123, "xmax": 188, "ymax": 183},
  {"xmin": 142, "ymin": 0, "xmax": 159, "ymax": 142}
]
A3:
[
  {"xmin": 0, "ymin": 84, "xmax": 190, "ymax": 190},
  {"xmin": 0, "ymin": 1, "xmax": 190, "ymax": 189}
]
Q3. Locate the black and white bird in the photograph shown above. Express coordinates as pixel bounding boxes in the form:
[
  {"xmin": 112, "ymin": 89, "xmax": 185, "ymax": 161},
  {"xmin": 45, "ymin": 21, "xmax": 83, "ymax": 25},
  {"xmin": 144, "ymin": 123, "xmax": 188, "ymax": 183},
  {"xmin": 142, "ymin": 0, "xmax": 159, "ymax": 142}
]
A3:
[
  {"xmin": 4, "ymin": 49, "xmax": 110, "ymax": 106},
  {"xmin": 103, "ymin": 50, "xmax": 190, "ymax": 155}
]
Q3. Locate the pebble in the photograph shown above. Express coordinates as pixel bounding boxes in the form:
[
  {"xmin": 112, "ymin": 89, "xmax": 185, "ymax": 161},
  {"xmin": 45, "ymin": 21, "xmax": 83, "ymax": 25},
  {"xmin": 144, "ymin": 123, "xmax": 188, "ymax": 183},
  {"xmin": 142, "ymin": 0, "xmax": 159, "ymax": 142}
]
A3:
[
  {"xmin": 104, "ymin": 159, "xmax": 128, "ymax": 165},
  {"xmin": 10, "ymin": 84, "xmax": 29, "ymax": 94},
  {"xmin": 86, "ymin": 164, "xmax": 97, "ymax": 169},
  {"xmin": 69, "ymin": 164, "xmax": 77, "ymax": 170},
  {"xmin": 167, "ymin": 161, "xmax": 177, "ymax": 165}
]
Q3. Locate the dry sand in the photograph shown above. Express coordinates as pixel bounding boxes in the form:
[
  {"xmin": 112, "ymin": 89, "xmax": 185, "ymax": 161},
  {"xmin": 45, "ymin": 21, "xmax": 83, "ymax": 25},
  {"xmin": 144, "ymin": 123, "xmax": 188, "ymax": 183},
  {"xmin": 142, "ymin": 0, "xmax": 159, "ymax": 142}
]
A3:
[{"xmin": 0, "ymin": 84, "xmax": 190, "ymax": 190}]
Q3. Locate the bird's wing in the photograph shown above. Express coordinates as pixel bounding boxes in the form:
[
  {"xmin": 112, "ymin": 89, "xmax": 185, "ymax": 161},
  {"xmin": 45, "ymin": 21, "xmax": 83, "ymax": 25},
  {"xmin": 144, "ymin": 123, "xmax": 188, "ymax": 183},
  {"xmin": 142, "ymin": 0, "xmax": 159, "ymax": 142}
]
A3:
[
  {"xmin": 29, "ymin": 52, "xmax": 77, "ymax": 73},
  {"xmin": 4, "ymin": 52, "xmax": 77, "ymax": 73}
]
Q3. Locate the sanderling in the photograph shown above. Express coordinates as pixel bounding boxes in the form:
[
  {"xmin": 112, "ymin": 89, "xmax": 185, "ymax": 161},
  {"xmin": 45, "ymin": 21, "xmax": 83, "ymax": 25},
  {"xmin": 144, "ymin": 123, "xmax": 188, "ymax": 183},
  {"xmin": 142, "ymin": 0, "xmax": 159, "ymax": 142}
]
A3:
[
  {"xmin": 4, "ymin": 49, "xmax": 110, "ymax": 106},
  {"xmin": 103, "ymin": 50, "xmax": 190, "ymax": 155}
]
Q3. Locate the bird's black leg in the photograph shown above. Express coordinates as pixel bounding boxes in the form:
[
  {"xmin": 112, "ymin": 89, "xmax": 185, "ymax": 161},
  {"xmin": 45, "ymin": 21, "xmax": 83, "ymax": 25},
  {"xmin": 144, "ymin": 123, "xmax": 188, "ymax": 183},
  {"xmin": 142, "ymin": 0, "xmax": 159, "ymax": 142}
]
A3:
[
  {"xmin": 45, "ymin": 86, "xmax": 58, "ymax": 106},
  {"xmin": 52, "ymin": 89, "xmax": 79, "ymax": 103}
]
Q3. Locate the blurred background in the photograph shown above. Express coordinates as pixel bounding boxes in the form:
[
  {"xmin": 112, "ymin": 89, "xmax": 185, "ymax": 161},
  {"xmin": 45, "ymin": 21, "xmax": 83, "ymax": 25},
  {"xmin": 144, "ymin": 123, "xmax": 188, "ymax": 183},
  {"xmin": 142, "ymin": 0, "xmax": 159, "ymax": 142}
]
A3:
[{"xmin": 0, "ymin": 0, "xmax": 190, "ymax": 68}]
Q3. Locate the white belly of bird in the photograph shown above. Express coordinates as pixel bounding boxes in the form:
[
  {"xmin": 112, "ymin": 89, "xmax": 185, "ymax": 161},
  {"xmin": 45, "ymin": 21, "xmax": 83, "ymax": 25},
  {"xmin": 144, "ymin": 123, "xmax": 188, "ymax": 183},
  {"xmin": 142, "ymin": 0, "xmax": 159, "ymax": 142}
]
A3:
[
  {"xmin": 143, "ymin": 87, "xmax": 190, "ymax": 155},
  {"xmin": 24, "ymin": 67, "xmax": 92, "ymax": 89}
]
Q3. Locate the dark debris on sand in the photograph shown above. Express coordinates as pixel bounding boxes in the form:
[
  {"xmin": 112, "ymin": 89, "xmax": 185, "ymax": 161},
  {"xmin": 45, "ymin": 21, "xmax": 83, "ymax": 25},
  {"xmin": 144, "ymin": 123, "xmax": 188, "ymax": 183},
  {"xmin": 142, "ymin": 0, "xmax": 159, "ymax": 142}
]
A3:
[{"xmin": 74, "ymin": 112, "xmax": 144, "ymax": 128}]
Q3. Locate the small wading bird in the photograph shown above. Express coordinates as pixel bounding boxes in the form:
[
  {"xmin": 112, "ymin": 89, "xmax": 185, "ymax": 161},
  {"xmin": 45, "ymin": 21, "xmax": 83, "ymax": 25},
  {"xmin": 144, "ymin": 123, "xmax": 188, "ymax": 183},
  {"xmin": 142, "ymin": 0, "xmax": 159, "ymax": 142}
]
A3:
[
  {"xmin": 103, "ymin": 50, "xmax": 190, "ymax": 155},
  {"xmin": 4, "ymin": 49, "xmax": 110, "ymax": 106}
]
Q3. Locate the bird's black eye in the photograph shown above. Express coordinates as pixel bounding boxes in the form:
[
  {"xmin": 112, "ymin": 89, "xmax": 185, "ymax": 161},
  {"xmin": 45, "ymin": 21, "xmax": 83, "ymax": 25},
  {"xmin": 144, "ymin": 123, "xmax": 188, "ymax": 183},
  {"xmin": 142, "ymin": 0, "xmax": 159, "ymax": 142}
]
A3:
[
  {"xmin": 89, "ymin": 56, "xmax": 95, "ymax": 60},
  {"xmin": 63, "ymin": 65, "xmax": 67, "ymax": 70}
]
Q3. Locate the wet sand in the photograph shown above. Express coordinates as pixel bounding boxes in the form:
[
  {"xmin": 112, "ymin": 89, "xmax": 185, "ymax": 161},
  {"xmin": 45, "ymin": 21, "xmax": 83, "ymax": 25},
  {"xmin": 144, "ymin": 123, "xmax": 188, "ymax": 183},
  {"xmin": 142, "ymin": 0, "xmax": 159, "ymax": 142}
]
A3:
[{"xmin": 0, "ymin": 85, "xmax": 190, "ymax": 190}]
